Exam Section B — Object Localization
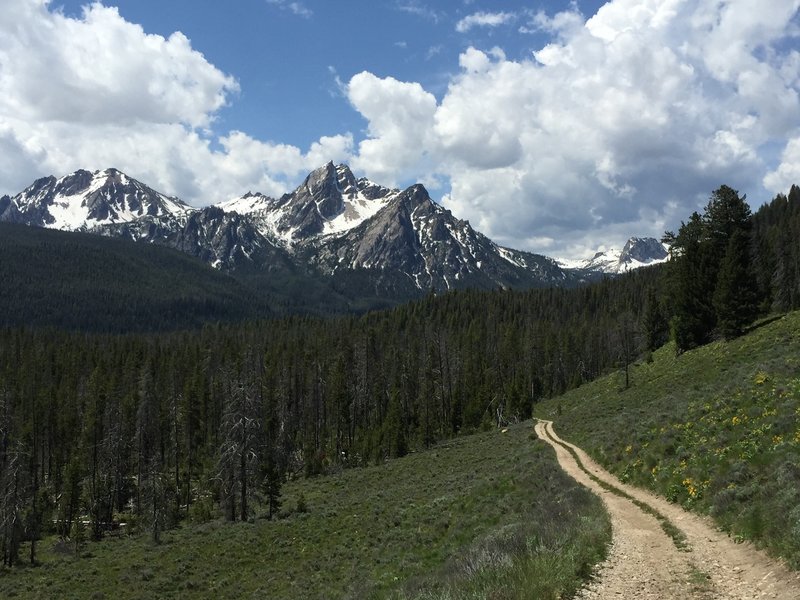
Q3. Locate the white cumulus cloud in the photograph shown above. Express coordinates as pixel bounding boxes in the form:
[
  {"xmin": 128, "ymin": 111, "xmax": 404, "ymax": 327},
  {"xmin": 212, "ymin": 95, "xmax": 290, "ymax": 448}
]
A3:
[
  {"xmin": 0, "ymin": 2, "xmax": 237, "ymax": 129},
  {"xmin": 456, "ymin": 11, "xmax": 516, "ymax": 33},
  {"xmin": 764, "ymin": 137, "xmax": 800, "ymax": 193},
  {"xmin": 348, "ymin": 0, "xmax": 800, "ymax": 259},
  {"xmin": 0, "ymin": 0, "xmax": 349, "ymax": 203},
  {"xmin": 347, "ymin": 72, "xmax": 438, "ymax": 187}
]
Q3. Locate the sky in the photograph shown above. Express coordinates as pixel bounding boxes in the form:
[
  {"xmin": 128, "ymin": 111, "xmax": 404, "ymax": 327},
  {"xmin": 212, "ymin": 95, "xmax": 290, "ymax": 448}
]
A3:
[{"xmin": 1, "ymin": 0, "xmax": 799, "ymax": 260}]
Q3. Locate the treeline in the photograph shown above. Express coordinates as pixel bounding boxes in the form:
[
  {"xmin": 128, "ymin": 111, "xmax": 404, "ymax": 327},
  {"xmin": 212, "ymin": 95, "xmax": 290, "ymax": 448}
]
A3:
[
  {"xmin": 663, "ymin": 184, "xmax": 800, "ymax": 352},
  {"xmin": 751, "ymin": 184, "xmax": 800, "ymax": 312},
  {"xmin": 1, "ymin": 183, "xmax": 798, "ymax": 566}
]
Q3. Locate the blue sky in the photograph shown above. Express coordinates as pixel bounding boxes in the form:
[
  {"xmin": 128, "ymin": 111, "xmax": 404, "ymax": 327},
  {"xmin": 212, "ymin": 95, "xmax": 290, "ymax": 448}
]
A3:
[
  {"xmin": 51, "ymin": 0, "xmax": 605, "ymax": 149},
  {"xmin": 1, "ymin": 0, "xmax": 799, "ymax": 259}
]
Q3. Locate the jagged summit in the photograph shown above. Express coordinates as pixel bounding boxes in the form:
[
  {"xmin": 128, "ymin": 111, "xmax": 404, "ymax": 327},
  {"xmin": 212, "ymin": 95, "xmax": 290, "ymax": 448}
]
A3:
[
  {"xmin": 560, "ymin": 237, "xmax": 669, "ymax": 274},
  {"xmin": 214, "ymin": 162, "xmax": 401, "ymax": 247},
  {"xmin": 0, "ymin": 167, "xmax": 190, "ymax": 231},
  {"xmin": 621, "ymin": 237, "xmax": 668, "ymax": 264},
  {"xmin": 1, "ymin": 163, "xmax": 579, "ymax": 301}
]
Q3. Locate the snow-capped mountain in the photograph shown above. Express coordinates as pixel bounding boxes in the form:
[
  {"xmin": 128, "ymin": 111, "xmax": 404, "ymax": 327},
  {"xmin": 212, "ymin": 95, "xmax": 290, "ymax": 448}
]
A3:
[
  {"xmin": 1, "ymin": 163, "xmax": 580, "ymax": 304},
  {"xmin": 0, "ymin": 168, "xmax": 190, "ymax": 230},
  {"xmin": 561, "ymin": 237, "xmax": 669, "ymax": 274},
  {"xmin": 307, "ymin": 181, "xmax": 566, "ymax": 291},
  {"xmin": 240, "ymin": 163, "xmax": 566, "ymax": 291},
  {"xmin": 215, "ymin": 163, "xmax": 401, "ymax": 247}
]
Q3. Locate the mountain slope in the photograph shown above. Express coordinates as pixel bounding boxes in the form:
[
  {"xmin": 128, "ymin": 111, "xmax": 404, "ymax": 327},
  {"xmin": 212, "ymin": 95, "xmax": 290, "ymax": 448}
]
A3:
[
  {"xmin": 0, "ymin": 222, "xmax": 270, "ymax": 331},
  {"xmin": 534, "ymin": 311, "xmax": 800, "ymax": 569},
  {"xmin": 307, "ymin": 182, "xmax": 567, "ymax": 293}
]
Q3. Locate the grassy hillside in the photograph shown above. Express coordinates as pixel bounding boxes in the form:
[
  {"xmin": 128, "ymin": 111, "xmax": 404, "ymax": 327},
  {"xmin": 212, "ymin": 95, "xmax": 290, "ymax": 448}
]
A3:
[
  {"xmin": 0, "ymin": 222, "xmax": 270, "ymax": 331},
  {"xmin": 0, "ymin": 423, "xmax": 609, "ymax": 599},
  {"xmin": 534, "ymin": 311, "xmax": 800, "ymax": 568}
]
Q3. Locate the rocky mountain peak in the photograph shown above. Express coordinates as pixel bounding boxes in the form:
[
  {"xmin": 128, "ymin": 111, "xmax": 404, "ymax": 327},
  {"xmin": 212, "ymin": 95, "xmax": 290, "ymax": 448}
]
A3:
[
  {"xmin": 401, "ymin": 183, "xmax": 433, "ymax": 209},
  {"xmin": 302, "ymin": 161, "xmax": 344, "ymax": 219},
  {"xmin": 3, "ymin": 168, "xmax": 190, "ymax": 230},
  {"xmin": 58, "ymin": 169, "xmax": 95, "ymax": 196},
  {"xmin": 620, "ymin": 237, "xmax": 668, "ymax": 264},
  {"xmin": 561, "ymin": 236, "xmax": 669, "ymax": 274},
  {"xmin": 0, "ymin": 194, "xmax": 17, "ymax": 221},
  {"xmin": 335, "ymin": 163, "xmax": 358, "ymax": 195}
]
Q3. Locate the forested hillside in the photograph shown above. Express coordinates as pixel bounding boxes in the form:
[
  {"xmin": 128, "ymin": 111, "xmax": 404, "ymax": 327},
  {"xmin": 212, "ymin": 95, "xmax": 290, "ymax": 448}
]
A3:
[
  {"xmin": 0, "ymin": 223, "xmax": 270, "ymax": 331},
  {"xmin": 0, "ymin": 264, "xmax": 660, "ymax": 565}
]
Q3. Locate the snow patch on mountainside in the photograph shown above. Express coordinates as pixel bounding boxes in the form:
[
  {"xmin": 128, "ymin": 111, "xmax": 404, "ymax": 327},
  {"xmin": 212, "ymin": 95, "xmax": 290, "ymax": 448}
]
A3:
[
  {"xmin": 321, "ymin": 188, "xmax": 397, "ymax": 237},
  {"xmin": 497, "ymin": 246, "xmax": 526, "ymax": 268},
  {"xmin": 44, "ymin": 174, "xmax": 108, "ymax": 230},
  {"xmin": 216, "ymin": 192, "xmax": 272, "ymax": 215}
]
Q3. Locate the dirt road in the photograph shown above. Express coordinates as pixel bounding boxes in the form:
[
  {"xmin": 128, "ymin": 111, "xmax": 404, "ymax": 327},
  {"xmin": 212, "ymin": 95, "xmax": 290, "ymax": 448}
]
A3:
[{"xmin": 535, "ymin": 419, "xmax": 800, "ymax": 599}]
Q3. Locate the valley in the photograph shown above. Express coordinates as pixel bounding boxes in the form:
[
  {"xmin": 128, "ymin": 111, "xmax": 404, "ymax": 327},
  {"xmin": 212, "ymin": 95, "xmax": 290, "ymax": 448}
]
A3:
[
  {"xmin": 3, "ymin": 1, "xmax": 800, "ymax": 598},
  {"xmin": 0, "ymin": 174, "xmax": 799, "ymax": 598},
  {"xmin": 1, "ymin": 308, "xmax": 798, "ymax": 597}
]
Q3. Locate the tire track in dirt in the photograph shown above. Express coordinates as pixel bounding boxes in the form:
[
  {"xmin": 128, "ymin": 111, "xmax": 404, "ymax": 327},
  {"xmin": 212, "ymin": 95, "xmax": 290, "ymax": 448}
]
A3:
[{"xmin": 535, "ymin": 419, "xmax": 800, "ymax": 599}]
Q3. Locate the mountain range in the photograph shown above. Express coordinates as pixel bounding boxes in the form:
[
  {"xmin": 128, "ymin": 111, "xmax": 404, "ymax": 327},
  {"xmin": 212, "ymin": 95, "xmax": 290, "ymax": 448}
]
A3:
[{"xmin": 0, "ymin": 163, "xmax": 668, "ymax": 311}]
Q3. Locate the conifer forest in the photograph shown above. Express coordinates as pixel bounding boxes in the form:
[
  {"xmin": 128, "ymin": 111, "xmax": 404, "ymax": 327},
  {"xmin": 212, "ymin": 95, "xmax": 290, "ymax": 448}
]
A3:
[{"xmin": 1, "ymin": 184, "xmax": 799, "ymax": 566}]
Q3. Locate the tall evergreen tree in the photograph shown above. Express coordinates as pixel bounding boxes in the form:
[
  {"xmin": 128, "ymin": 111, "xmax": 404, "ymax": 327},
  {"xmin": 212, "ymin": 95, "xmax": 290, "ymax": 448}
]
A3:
[
  {"xmin": 664, "ymin": 186, "xmax": 755, "ymax": 352},
  {"xmin": 664, "ymin": 212, "xmax": 716, "ymax": 352},
  {"xmin": 714, "ymin": 229, "xmax": 758, "ymax": 339},
  {"xmin": 703, "ymin": 185, "xmax": 751, "ymax": 257},
  {"xmin": 642, "ymin": 288, "xmax": 668, "ymax": 351}
]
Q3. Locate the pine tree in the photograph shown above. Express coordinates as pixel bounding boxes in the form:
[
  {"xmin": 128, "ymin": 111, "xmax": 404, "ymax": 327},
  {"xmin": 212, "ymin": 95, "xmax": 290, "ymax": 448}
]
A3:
[
  {"xmin": 714, "ymin": 229, "xmax": 758, "ymax": 339},
  {"xmin": 664, "ymin": 212, "xmax": 716, "ymax": 352},
  {"xmin": 642, "ymin": 288, "xmax": 667, "ymax": 351},
  {"xmin": 704, "ymin": 185, "xmax": 752, "ymax": 260},
  {"xmin": 665, "ymin": 186, "xmax": 756, "ymax": 352}
]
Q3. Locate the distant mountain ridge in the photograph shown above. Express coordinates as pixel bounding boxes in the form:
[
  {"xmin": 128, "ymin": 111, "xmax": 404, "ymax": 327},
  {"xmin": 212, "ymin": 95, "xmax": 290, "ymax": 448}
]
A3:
[
  {"xmin": 1, "ymin": 163, "xmax": 659, "ymax": 308},
  {"xmin": 559, "ymin": 237, "xmax": 669, "ymax": 274}
]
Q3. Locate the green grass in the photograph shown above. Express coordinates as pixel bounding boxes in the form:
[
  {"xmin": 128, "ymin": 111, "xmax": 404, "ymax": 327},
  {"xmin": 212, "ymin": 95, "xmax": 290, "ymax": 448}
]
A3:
[
  {"xmin": 534, "ymin": 311, "xmax": 800, "ymax": 568},
  {"xmin": 1, "ymin": 423, "xmax": 610, "ymax": 599}
]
